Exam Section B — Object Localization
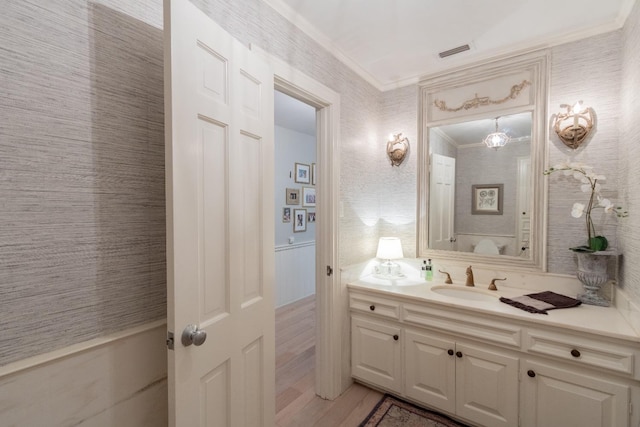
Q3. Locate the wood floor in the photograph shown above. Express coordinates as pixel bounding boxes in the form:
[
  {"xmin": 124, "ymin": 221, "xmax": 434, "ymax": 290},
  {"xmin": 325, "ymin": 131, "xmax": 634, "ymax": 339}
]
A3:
[{"xmin": 275, "ymin": 295, "xmax": 383, "ymax": 426}]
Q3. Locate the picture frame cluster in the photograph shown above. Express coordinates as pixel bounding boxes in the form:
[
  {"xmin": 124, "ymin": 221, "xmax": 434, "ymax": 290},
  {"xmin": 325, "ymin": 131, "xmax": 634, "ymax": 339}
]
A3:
[{"xmin": 283, "ymin": 162, "xmax": 316, "ymax": 232}]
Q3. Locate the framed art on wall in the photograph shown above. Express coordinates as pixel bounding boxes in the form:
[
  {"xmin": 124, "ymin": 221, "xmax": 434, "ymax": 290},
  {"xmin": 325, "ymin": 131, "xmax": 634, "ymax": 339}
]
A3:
[
  {"xmin": 282, "ymin": 207, "xmax": 291, "ymax": 223},
  {"xmin": 472, "ymin": 184, "xmax": 503, "ymax": 215},
  {"xmin": 302, "ymin": 186, "xmax": 316, "ymax": 207},
  {"xmin": 286, "ymin": 188, "xmax": 300, "ymax": 205},
  {"xmin": 293, "ymin": 208, "xmax": 307, "ymax": 232},
  {"xmin": 295, "ymin": 163, "xmax": 310, "ymax": 184}
]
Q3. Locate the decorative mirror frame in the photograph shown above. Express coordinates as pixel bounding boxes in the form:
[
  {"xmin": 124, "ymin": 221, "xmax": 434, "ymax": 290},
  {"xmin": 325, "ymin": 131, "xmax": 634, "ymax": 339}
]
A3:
[{"xmin": 417, "ymin": 50, "xmax": 550, "ymax": 271}]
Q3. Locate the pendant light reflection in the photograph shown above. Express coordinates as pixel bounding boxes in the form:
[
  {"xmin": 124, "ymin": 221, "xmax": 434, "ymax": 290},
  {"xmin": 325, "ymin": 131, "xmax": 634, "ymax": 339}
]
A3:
[{"xmin": 483, "ymin": 117, "xmax": 510, "ymax": 150}]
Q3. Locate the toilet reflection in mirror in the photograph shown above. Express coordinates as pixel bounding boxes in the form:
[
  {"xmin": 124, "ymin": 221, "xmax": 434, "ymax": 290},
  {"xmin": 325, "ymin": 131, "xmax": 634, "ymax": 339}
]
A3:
[{"xmin": 428, "ymin": 112, "xmax": 532, "ymax": 257}]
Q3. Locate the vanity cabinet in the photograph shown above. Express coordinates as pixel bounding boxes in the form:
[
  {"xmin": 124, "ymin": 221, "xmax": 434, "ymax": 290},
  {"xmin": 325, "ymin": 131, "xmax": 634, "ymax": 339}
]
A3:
[
  {"xmin": 351, "ymin": 315, "xmax": 402, "ymax": 393},
  {"xmin": 349, "ymin": 286, "xmax": 640, "ymax": 427},
  {"xmin": 520, "ymin": 359, "xmax": 630, "ymax": 427},
  {"xmin": 405, "ymin": 329, "xmax": 519, "ymax": 427}
]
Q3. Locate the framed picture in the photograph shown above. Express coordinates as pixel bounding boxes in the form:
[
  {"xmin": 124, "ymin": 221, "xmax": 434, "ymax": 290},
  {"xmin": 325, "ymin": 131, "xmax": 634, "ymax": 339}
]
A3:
[
  {"xmin": 311, "ymin": 163, "xmax": 317, "ymax": 185},
  {"xmin": 472, "ymin": 184, "xmax": 503, "ymax": 215},
  {"xmin": 282, "ymin": 207, "xmax": 291, "ymax": 223},
  {"xmin": 293, "ymin": 208, "xmax": 307, "ymax": 232},
  {"xmin": 302, "ymin": 186, "xmax": 316, "ymax": 207},
  {"xmin": 286, "ymin": 188, "xmax": 300, "ymax": 205},
  {"xmin": 307, "ymin": 211, "xmax": 316, "ymax": 223},
  {"xmin": 295, "ymin": 163, "xmax": 310, "ymax": 184}
]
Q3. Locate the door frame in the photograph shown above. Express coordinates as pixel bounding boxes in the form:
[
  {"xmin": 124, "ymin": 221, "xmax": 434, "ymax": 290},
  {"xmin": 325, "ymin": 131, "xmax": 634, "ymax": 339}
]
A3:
[{"xmin": 250, "ymin": 45, "xmax": 344, "ymax": 399}]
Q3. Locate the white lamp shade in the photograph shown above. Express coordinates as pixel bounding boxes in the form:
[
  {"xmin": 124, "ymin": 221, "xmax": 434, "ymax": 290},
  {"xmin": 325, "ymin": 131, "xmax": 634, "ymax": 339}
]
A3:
[{"xmin": 376, "ymin": 237, "xmax": 403, "ymax": 260}]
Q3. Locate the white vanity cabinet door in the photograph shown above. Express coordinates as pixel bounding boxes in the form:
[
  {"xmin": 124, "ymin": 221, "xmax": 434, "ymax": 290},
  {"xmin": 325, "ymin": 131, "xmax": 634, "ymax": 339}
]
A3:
[
  {"xmin": 455, "ymin": 342, "xmax": 519, "ymax": 427},
  {"xmin": 405, "ymin": 329, "xmax": 456, "ymax": 414},
  {"xmin": 351, "ymin": 315, "xmax": 403, "ymax": 393},
  {"xmin": 405, "ymin": 329, "xmax": 519, "ymax": 427},
  {"xmin": 521, "ymin": 359, "xmax": 630, "ymax": 427}
]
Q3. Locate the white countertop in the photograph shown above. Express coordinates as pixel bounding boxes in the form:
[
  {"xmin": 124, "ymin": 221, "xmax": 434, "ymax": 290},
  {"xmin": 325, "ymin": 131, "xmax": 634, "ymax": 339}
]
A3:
[{"xmin": 348, "ymin": 275, "xmax": 640, "ymax": 343}]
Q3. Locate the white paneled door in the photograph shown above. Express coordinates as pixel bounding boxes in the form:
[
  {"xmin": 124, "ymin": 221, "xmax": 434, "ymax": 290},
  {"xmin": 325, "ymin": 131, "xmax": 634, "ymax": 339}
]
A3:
[
  {"xmin": 164, "ymin": 0, "xmax": 275, "ymax": 425},
  {"xmin": 429, "ymin": 153, "xmax": 456, "ymax": 250}
]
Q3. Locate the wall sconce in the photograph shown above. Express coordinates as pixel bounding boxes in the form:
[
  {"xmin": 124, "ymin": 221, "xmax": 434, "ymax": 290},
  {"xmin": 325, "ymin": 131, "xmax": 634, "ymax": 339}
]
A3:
[
  {"xmin": 553, "ymin": 101, "xmax": 595, "ymax": 149},
  {"xmin": 375, "ymin": 237, "xmax": 404, "ymax": 278},
  {"xmin": 387, "ymin": 133, "xmax": 409, "ymax": 166},
  {"xmin": 483, "ymin": 117, "xmax": 510, "ymax": 150}
]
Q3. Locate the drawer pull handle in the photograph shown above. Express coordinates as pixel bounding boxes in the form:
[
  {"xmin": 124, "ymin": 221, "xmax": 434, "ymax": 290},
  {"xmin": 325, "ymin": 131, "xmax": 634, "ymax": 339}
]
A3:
[
  {"xmin": 369, "ymin": 305, "xmax": 375, "ymax": 311},
  {"xmin": 456, "ymin": 351, "xmax": 463, "ymax": 358},
  {"xmin": 527, "ymin": 370, "xmax": 536, "ymax": 378},
  {"xmin": 571, "ymin": 349, "xmax": 581, "ymax": 358},
  {"xmin": 393, "ymin": 334, "xmax": 399, "ymax": 341},
  {"xmin": 447, "ymin": 349, "xmax": 454, "ymax": 356}
]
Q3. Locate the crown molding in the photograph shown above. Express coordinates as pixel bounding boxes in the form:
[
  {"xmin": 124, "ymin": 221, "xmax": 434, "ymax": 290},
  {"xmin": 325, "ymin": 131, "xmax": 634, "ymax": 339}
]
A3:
[
  {"xmin": 262, "ymin": 0, "xmax": 634, "ymax": 92},
  {"xmin": 261, "ymin": 0, "xmax": 385, "ymax": 91}
]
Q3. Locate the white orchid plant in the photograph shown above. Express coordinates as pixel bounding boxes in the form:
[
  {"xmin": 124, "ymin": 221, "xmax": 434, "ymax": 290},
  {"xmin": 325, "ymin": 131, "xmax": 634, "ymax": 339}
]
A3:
[{"xmin": 544, "ymin": 161, "xmax": 628, "ymax": 252}]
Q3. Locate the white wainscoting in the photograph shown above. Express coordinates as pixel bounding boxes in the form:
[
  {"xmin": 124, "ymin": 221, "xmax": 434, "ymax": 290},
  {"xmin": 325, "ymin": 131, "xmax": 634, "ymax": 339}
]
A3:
[
  {"xmin": 0, "ymin": 321, "xmax": 168, "ymax": 427},
  {"xmin": 275, "ymin": 241, "xmax": 316, "ymax": 307}
]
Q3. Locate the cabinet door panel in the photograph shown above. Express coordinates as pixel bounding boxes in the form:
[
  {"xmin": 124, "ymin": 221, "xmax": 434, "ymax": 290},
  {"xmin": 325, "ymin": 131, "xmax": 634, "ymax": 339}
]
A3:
[
  {"xmin": 521, "ymin": 360, "xmax": 629, "ymax": 427},
  {"xmin": 456, "ymin": 343, "xmax": 519, "ymax": 427},
  {"xmin": 351, "ymin": 316, "xmax": 402, "ymax": 392},
  {"xmin": 405, "ymin": 329, "xmax": 456, "ymax": 414}
]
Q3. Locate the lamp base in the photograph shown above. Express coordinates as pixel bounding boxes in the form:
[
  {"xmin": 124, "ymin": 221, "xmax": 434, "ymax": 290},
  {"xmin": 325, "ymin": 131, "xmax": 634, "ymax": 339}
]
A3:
[{"xmin": 374, "ymin": 261, "xmax": 404, "ymax": 278}]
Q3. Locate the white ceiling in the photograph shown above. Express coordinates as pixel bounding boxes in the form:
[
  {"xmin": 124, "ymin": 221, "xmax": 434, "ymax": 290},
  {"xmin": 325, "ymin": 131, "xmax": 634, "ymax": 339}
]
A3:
[{"xmin": 264, "ymin": 0, "xmax": 636, "ymax": 91}]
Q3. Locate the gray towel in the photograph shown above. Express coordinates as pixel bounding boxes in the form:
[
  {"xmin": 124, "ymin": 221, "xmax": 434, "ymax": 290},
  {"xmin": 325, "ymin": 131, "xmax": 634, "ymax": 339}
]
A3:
[{"xmin": 500, "ymin": 291, "xmax": 581, "ymax": 314}]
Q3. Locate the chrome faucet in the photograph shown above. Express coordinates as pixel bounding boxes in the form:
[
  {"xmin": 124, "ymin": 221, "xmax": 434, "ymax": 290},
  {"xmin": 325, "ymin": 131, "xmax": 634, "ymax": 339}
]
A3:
[{"xmin": 465, "ymin": 266, "xmax": 474, "ymax": 287}]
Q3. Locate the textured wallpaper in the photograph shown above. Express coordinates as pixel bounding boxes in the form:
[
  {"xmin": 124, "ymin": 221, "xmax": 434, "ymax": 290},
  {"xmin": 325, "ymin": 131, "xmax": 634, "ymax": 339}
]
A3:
[
  {"xmin": 546, "ymin": 31, "xmax": 623, "ymax": 274},
  {"xmin": 0, "ymin": 1, "xmax": 165, "ymax": 366},
  {"xmin": 620, "ymin": 0, "xmax": 640, "ymax": 302}
]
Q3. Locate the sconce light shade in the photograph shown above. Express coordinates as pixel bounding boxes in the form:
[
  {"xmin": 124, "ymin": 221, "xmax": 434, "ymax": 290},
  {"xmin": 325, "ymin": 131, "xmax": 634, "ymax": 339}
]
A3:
[
  {"xmin": 483, "ymin": 117, "xmax": 510, "ymax": 150},
  {"xmin": 386, "ymin": 133, "xmax": 409, "ymax": 166},
  {"xmin": 376, "ymin": 237, "xmax": 404, "ymax": 260},
  {"xmin": 553, "ymin": 101, "xmax": 595, "ymax": 150}
]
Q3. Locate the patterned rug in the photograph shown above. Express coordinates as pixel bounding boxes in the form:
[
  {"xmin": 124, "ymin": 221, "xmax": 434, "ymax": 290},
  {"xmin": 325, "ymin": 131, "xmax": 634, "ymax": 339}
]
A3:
[{"xmin": 359, "ymin": 395, "xmax": 469, "ymax": 427}]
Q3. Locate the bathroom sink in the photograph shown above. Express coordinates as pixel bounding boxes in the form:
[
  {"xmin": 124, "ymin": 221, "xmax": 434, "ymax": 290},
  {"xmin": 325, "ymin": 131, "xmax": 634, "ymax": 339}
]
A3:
[{"xmin": 431, "ymin": 285, "xmax": 499, "ymax": 302}]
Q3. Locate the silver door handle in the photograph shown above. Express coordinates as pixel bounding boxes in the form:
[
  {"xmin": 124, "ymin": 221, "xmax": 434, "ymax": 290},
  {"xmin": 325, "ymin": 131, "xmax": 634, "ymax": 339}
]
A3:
[{"xmin": 181, "ymin": 324, "xmax": 207, "ymax": 347}]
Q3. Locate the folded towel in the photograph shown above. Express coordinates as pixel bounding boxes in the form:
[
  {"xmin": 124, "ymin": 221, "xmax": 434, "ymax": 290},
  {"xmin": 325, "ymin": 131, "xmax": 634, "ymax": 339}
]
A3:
[{"xmin": 500, "ymin": 291, "xmax": 581, "ymax": 315}]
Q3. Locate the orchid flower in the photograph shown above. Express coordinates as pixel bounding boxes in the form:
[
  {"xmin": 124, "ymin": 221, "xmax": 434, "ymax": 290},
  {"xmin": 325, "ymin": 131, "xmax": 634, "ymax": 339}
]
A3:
[{"xmin": 544, "ymin": 161, "xmax": 628, "ymax": 251}]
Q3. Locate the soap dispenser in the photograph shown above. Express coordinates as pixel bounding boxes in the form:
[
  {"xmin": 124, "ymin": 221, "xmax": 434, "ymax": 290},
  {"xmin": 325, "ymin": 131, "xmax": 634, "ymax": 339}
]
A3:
[
  {"xmin": 425, "ymin": 259, "xmax": 433, "ymax": 281},
  {"xmin": 421, "ymin": 260, "xmax": 427, "ymax": 280}
]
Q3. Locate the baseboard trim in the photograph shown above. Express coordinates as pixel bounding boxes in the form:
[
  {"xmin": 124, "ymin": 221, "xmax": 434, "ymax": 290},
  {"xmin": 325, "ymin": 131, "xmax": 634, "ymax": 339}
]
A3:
[{"xmin": 0, "ymin": 319, "xmax": 167, "ymax": 378}]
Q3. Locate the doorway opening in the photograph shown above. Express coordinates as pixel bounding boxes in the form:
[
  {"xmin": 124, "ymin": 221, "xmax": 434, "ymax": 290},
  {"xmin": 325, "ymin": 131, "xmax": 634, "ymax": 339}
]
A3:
[{"xmin": 274, "ymin": 89, "xmax": 318, "ymax": 417}]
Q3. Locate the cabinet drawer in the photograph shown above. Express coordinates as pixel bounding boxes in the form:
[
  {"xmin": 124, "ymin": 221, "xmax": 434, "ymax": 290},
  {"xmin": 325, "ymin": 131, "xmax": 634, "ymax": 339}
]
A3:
[
  {"xmin": 350, "ymin": 292, "xmax": 401, "ymax": 320},
  {"xmin": 525, "ymin": 328, "xmax": 637, "ymax": 377},
  {"xmin": 403, "ymin": 302, "xmax": 522, "ymax": 349}
]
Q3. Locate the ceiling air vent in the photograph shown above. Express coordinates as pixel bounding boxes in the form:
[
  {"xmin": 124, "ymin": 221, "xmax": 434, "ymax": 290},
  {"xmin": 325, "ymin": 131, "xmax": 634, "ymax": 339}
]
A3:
[{"xmin": 439, "ymin": 44, "xmax": 470, "ymax": 58}]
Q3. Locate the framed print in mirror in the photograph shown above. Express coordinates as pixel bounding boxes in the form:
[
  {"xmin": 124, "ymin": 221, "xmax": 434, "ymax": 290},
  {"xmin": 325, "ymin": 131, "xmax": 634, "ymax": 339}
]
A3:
[
  {"xmin": 302, "ymin": 186, "xmax": 316, "ymax": 207},
  {"xmin": 286, "ymin": 188, "xmax": 300, "ymax": 205},
  {"xmin": 282, "ymin": 207, "xmax": 291, "ymax": 223},
  {"xmin": 295, "ymin": 163, "xmax": 310, "ymax": 184},
  {"xmin": 472, "ymin": 184, "xmax": 503, "ymax": 215},
  {"xmin": 293, "ymin": 208, "xmax": 307, "ymax": 232}
]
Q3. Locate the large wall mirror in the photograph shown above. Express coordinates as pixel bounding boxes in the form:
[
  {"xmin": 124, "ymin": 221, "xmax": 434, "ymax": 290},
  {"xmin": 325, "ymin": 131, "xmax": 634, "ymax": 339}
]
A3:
[{"xmin": 417, "ymin": 50, "xmax": 549, "ymax": 271}]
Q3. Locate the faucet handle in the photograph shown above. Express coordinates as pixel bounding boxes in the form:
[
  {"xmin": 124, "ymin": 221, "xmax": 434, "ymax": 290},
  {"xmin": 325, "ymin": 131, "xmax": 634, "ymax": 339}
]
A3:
[
  {"xmin": 438, "ymin": 270, "xmax": 453, "ymax": 284},
  {"xmin": 488, "ymin": 278, "xmax": 506, "ymax": 291}
]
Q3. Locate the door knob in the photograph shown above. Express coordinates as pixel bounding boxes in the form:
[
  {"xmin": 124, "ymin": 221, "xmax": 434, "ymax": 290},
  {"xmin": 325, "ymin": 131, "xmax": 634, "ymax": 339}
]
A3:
[{"xmin": 181, "ymin": 324, "xmax": 207, "ymax": 347}]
